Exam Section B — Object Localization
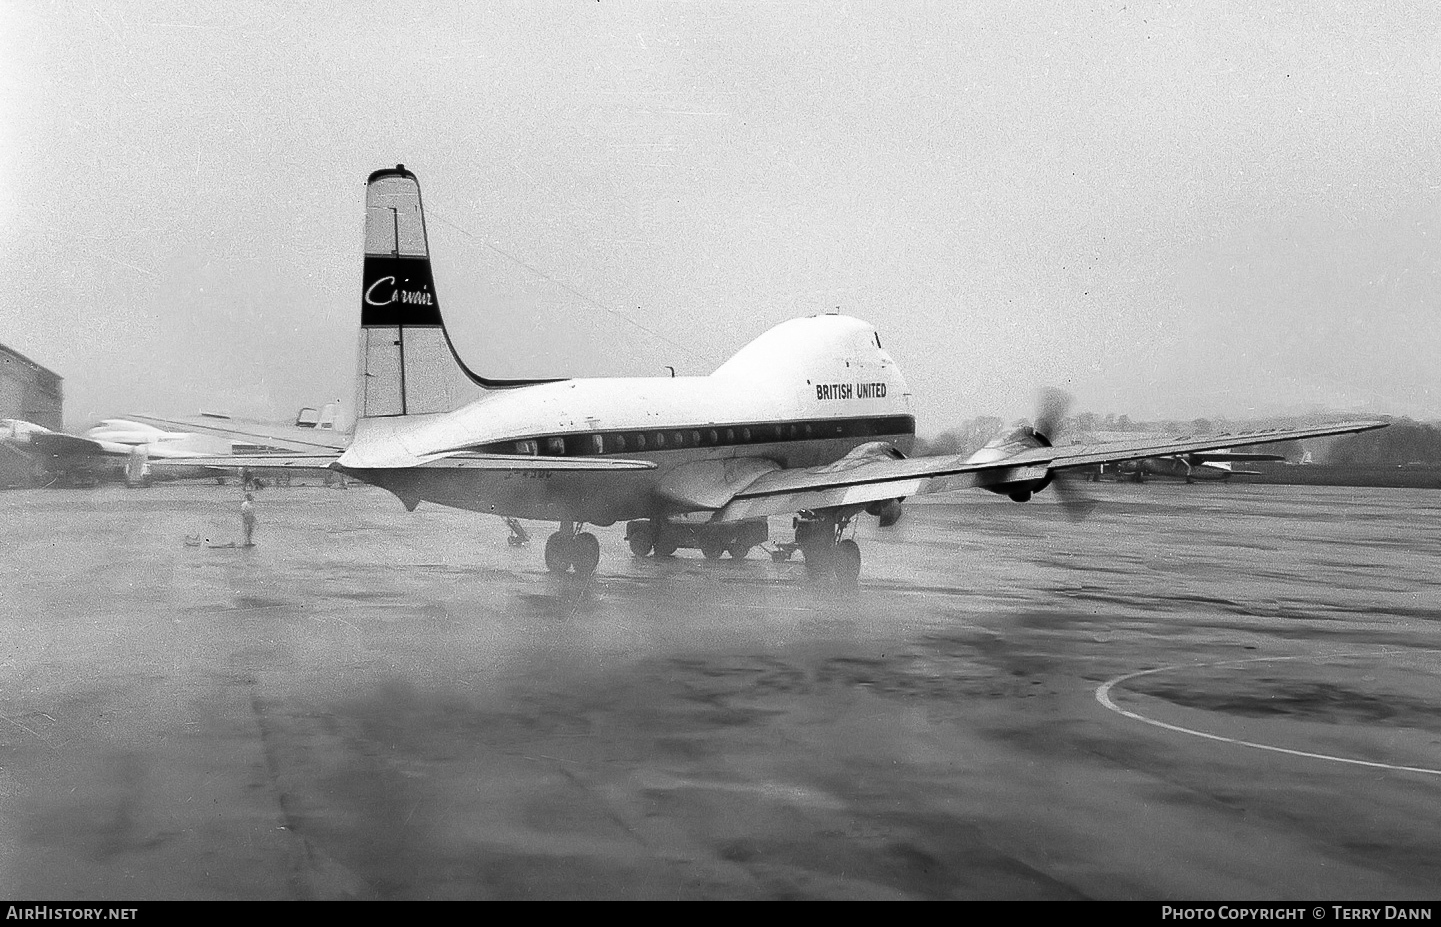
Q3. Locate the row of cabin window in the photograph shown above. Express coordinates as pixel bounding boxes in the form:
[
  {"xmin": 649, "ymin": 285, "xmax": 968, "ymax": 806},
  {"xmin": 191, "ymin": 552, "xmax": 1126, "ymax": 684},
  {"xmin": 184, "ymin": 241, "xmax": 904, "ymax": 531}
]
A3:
[{"xmin": 509, "ymin": 419, "xmax": 907, "ymax": 457}]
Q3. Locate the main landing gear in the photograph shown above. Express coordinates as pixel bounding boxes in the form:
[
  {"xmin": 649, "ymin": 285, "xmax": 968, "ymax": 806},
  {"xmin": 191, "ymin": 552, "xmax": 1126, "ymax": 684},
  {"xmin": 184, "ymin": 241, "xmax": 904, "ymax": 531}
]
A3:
[
  {"xmin": 544, "ymin": 521, "xmax": 601, "ymax": 576},
  {"xmin": 623, "ymin": 518, "xmax": 767, "ymax": 561},
  {"xmin": 794, "ymin": 511, "xmax": 862, "ymax": 590}
]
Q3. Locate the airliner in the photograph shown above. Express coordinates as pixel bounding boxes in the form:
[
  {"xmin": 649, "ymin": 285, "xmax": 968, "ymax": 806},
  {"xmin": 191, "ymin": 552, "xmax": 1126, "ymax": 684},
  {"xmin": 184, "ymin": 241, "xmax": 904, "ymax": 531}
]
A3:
[
  {"xmin": 5, "ymin": 411, "xmax": 341, "ymax": 487},
  {"xmin": 175, "ymin": 166, "xmax": 1386, "ymax": 587},
  {"xmin": 1072, "ymin": 434, "xmax": 1287, "ymax": 483},
  {"xmin": 1098, "ymin": 452, "xmax": 1282, "ymax": 483},
  {"xmin": 6, "ymin": 418, "xmax": 235, "ymax": 486}
]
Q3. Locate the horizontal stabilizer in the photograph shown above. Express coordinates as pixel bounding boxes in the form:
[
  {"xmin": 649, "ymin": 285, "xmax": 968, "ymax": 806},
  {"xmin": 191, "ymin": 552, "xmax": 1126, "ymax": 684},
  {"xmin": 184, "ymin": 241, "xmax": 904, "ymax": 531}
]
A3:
[
  {"xmin": 124, "ymin": 413, "xmax": 350, "ymax": 451},
  {"xmin": 147, "ymin": 454, "xmax": 341, "ymax": 471}
]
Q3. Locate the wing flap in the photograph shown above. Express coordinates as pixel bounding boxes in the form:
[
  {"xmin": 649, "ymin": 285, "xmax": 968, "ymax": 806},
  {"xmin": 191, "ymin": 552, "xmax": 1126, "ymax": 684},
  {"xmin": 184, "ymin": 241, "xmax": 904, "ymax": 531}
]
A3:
[{"xmin": 716, "ymin": 477, "xmax": 934, "ymax": 522}]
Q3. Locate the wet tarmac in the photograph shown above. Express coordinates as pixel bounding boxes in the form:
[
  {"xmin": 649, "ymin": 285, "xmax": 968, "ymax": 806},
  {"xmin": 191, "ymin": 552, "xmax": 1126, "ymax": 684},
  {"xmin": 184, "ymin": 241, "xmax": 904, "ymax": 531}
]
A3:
[{"xmin": 1, "ymin": 481, "xmax": 1438, "ymax": 900}]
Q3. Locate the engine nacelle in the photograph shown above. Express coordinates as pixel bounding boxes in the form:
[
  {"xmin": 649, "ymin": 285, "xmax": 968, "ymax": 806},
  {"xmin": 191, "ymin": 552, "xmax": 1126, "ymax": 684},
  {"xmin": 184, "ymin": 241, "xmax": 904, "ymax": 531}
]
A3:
[
  {"xmin": 970, "ymin": 426, "xmax": 1054, "ymax": 502},
  {"xmin": 865, "ymin": 498, "xmax": 904, "ymax": 527}
]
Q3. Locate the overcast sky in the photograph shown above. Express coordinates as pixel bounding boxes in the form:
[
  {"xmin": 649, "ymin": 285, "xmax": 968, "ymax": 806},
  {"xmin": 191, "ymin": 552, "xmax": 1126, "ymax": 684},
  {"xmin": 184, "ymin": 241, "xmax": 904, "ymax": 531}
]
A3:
[{"xmin": 3, "ymin": 1, "xmax": 1438, "ymax": 433}]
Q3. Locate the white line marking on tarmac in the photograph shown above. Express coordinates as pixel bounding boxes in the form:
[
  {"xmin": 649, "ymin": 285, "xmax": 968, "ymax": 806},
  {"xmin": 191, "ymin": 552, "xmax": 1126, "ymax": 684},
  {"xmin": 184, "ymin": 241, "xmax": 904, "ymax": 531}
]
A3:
[{"xmin": 1096, "ymin": 650, "xmax": 1441, "ymax": 777}]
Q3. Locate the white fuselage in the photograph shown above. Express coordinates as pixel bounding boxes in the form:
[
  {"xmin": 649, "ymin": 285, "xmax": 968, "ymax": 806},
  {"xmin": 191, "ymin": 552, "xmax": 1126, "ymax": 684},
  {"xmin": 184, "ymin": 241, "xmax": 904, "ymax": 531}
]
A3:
[{"xmin": 337, "ymin": 315, "xmax": 917, "ymax": 525}]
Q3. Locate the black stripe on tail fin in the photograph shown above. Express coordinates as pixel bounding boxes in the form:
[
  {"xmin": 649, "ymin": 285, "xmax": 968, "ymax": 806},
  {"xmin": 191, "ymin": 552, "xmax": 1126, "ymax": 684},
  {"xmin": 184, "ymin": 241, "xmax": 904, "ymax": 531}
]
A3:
[
  {"xmin": 362, "ymin": 166, "xmax": 442, "ymax": 329},
  {"xmin": 358, "ymin": 165, "xmax": 560, "ymax": 419}
]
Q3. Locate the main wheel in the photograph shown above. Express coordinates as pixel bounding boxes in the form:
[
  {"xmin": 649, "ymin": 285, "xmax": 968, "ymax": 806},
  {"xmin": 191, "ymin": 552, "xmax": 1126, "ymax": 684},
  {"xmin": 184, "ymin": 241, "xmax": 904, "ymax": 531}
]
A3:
[
  {"xmin": 572, "ymin": 532, "xmax": 601, "ymax": 576},
  {"xmin": 727, "ymin": 543, "xmax": 751, "ymax": 559},
  {"xmin": 544, "ymin": 532, "xmax": 571, "ymax": 573},
  {"xmin": 834, "ymin": 539, "xmax": 861, "ymax": 588},
  {"xmin": 628, "ymin": 524, "xmax": 654, "ymax": 557},
  {"xmin": 701, "ymin": 543, "xmax": 726, "ymax": 560}
]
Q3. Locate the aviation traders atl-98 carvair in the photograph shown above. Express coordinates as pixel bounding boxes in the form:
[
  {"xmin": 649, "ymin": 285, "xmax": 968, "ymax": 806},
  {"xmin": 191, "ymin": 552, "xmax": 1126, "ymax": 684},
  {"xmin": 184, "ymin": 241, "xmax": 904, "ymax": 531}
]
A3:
[{"xmin": 179, "ymin": 166, "xmax": 1386, "ymax": 587}]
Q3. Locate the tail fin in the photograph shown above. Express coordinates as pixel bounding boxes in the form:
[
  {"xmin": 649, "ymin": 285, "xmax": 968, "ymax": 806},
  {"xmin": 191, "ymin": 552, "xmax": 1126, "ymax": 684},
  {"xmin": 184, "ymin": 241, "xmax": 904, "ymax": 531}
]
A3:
[{"xmin": 358, "ymin": 165, "xmax": 557, "ymax": 419}]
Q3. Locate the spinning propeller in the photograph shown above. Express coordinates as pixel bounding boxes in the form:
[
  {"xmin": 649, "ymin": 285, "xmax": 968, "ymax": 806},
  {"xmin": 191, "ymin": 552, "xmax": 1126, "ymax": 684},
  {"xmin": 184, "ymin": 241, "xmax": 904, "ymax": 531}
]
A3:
[{"xmin": 1030, "ymin": 387, "xmax": 1097, "ymax": 523}]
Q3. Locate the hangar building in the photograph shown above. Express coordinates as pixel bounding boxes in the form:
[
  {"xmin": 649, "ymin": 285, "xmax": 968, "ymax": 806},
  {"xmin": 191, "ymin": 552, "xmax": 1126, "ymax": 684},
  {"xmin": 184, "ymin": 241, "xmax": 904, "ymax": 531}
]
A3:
[
  {"xmin": 1, "ymin": 345, "xmax": 63, "ymax": 486},
  {"xmin": 1, "ymin": 344, "xmax": 64, "ymax": 430}
]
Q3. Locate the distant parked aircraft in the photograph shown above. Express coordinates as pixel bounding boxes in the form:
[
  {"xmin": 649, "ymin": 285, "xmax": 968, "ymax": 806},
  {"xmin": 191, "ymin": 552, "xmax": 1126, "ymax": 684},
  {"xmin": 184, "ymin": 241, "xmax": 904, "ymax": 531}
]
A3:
[
  {"xmin": 2, "ymin": 418, "xmax": 231, "ymax": 485},
  {"xmin": 1068, "ymin": 431, "xmax": 1286, "ymax": 483},
  {"xmin": 2, "ymin": 406, "xmax": 344, "ymax": 487},
  {"xmin": 1092, "ymin": 451, "xmax": 1283, "ymax": 483}
]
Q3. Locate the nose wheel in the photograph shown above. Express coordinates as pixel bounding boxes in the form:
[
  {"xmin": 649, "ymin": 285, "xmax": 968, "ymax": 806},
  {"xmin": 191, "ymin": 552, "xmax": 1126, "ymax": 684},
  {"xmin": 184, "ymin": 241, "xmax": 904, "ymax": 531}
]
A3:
[{"xmin": 545, "ymin": 522, "xmax": 601, "ymax": 576}]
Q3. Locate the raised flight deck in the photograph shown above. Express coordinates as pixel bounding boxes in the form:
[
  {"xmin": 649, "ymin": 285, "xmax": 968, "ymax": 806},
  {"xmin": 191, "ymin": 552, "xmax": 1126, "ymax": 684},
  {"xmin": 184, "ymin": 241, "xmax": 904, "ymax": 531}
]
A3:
[{"xmin": 1, "ymin": 482, "xmax": 1437, "ymax": 899}]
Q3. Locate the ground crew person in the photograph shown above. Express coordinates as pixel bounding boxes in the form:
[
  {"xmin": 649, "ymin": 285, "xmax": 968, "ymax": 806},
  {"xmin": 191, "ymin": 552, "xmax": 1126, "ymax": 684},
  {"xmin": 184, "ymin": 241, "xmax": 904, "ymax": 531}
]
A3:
[{"xmin": 241, "ymin": 493, "xmax": 257, "ymax": 546}]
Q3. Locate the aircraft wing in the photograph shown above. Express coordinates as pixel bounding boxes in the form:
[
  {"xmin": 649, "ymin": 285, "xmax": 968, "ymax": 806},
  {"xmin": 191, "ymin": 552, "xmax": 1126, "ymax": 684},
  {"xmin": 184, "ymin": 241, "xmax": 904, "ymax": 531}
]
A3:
[
  {"xmin": 713, "ymin": 420, "xmax": 1387, "ymax": 521},
  {"xmin": 1018, "ymin": 421, "xmax": 1386, "ymax": 471},
  {"xmin": 124, "ymin": 413, "xmax": 350, "ymax": 452},
  {"xmin": 27, "ymin": 432, "xmax": 106, "ymax": 458}
]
